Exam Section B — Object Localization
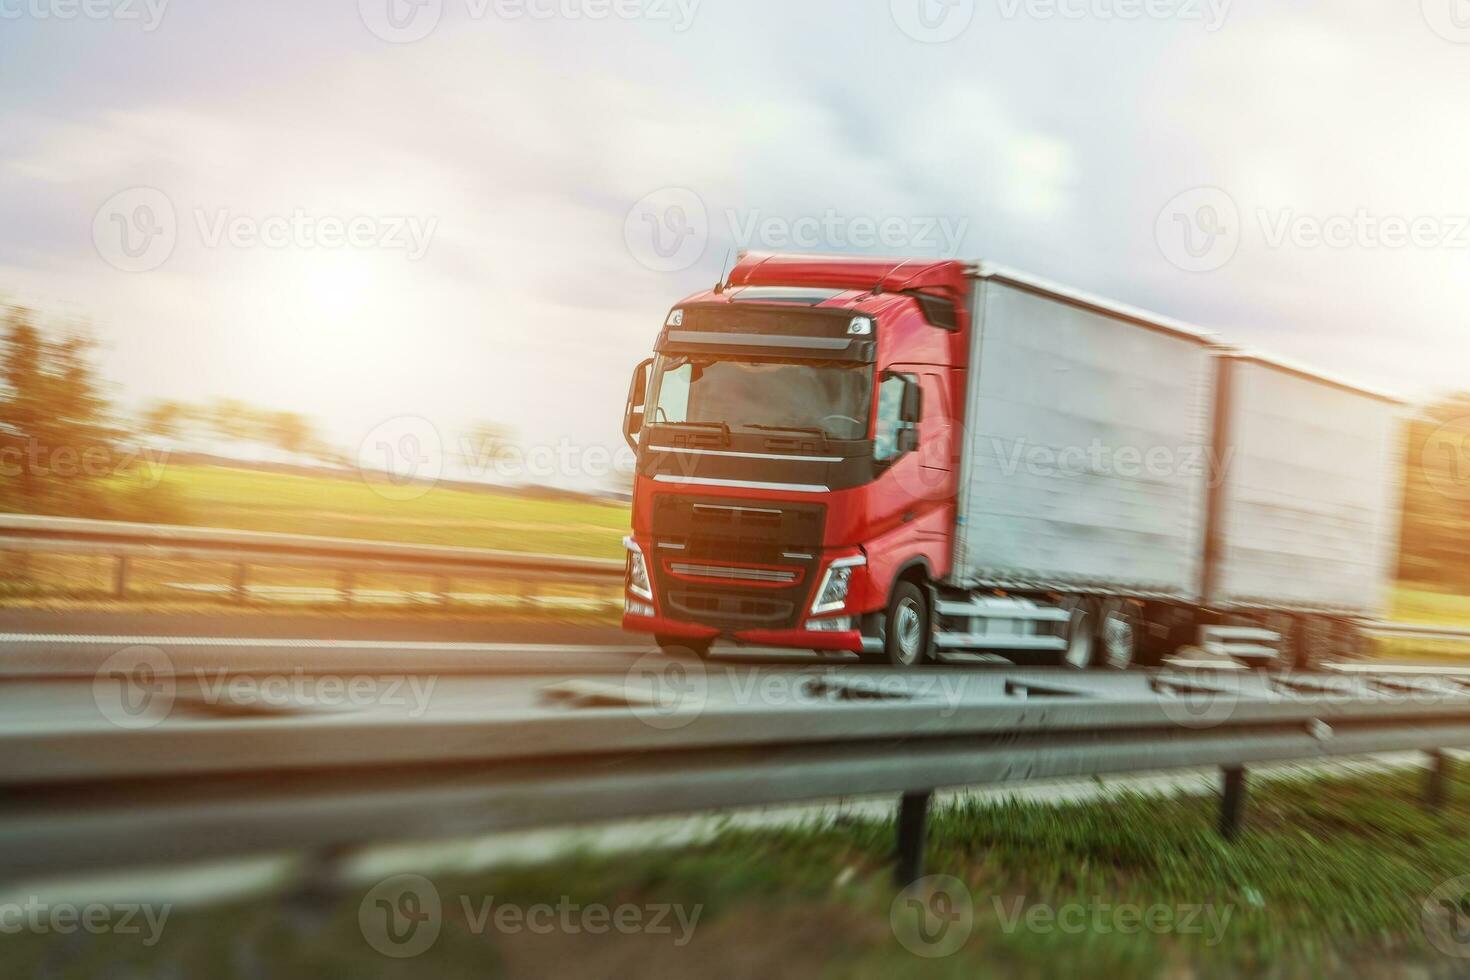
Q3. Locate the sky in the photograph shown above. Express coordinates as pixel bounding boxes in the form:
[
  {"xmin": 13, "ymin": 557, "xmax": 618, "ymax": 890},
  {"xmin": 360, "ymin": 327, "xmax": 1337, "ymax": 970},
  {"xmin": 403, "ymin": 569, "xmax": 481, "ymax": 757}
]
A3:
[{"xmin": 2, "ymin": 0, "xmax": 1469, "ymax": 489}]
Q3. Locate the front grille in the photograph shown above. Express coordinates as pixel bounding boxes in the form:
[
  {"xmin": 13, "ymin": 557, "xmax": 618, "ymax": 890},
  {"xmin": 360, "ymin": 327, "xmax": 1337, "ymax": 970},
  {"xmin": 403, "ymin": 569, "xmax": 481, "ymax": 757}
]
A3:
[
  {"xmin": 650, "ymin": 494, "xmax": 825, "ymax": 631},
  {"xmin": 668, "ymin": 563, "xmax": 799, "ymax": 585},
  {"xmin": 668, "ymin": 590, "xmax": 794, "ymax": 626}
]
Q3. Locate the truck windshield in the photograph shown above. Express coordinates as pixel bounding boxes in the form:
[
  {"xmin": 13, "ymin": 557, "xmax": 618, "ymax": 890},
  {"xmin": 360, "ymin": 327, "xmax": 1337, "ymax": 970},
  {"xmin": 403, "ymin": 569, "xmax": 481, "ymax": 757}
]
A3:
[{"xmin": 648, "ymin": 355, "xmax": 872, "ymax": 440}]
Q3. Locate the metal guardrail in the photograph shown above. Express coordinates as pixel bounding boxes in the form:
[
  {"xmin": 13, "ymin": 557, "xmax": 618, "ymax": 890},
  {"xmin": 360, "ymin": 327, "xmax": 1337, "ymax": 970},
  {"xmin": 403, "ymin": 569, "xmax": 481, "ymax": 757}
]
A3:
[
  {"xmin": 0, "ymin": 513, "xmax": 623, "ymax": 602},
  {"xmin": 3, "ymin": 663, "xmax": 1470, "ymax": 883}
]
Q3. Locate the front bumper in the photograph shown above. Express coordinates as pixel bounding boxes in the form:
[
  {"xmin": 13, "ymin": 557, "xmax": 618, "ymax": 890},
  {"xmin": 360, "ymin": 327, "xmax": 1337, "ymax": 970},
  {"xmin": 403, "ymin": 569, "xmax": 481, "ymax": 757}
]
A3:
[
  {"xmin": 621, "ymin": 537, "xmax": 878, "ymax": 653},
  {"xmin": 622, "ymin": 607, "xmax": 870, "ymax": 652}
]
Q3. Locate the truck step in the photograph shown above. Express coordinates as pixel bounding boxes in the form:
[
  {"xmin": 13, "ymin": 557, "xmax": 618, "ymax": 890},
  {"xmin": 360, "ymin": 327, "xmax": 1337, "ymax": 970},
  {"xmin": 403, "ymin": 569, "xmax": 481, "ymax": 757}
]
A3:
[
  {"xmin": 935, "ymin": 598, "xmax": 1070, "ymax": 622},
  {"xmin": 935, "ymin": 633, "xmax": 1069, "ymax": 652},
  {"xmin": 1200, "ymin": 626, "xmax": 1282, "ymax": 663}
]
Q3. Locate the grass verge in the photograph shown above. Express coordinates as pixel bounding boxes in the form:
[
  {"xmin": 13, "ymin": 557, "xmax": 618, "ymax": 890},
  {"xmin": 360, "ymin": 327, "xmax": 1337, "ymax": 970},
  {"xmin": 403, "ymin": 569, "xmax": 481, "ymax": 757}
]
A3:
[{"xmin": 8, "ymin": 765, "xmax": 1470, "ymax": 978}]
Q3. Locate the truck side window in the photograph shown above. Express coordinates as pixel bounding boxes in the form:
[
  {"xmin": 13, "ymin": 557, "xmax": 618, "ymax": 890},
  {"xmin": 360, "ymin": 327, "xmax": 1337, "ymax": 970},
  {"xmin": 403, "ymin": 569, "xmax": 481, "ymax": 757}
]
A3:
[{"xmin": 874, "ymin": 375, "xmax": 907, "ymax": 462}]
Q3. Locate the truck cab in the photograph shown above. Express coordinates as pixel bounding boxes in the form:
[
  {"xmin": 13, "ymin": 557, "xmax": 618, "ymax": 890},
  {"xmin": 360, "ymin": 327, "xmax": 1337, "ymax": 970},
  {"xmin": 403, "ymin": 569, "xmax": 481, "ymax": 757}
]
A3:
[{"xmin": 620, "ymin": 253, "xmax": 969, "ymax": 665}]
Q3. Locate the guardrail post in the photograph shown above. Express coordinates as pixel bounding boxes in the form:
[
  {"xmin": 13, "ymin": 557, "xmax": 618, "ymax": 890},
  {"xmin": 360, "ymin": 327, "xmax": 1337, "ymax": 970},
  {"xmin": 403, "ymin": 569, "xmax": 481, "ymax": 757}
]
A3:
[
  {"xmin": 1220, "ymin": 767, "xmax": 1247, "ymax": 840},
  {"xmin": 895, "ymin": 790, "xmax": 933, "ymax": 886},
  {"xmin": 113, "ymin": 555, "xmax": 128, "ymax": 598},
  {"xmin": 231, "ymin": 563, "xmax": 248, "ymax": 604},
  {"xmin": 1426, "ymin": 751, "xmax": 1450, "ymax": 811}
]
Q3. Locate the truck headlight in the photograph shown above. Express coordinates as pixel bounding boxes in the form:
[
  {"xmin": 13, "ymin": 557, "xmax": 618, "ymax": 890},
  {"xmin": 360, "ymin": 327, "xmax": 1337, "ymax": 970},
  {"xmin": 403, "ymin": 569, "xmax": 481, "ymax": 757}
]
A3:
[
  {"xmin": 810, "ymin": 556, "xmax": 865, "ymax": 615},
  {"xmin": 624, "ymin": 536, "xmax": 653, "ymax": 601}
]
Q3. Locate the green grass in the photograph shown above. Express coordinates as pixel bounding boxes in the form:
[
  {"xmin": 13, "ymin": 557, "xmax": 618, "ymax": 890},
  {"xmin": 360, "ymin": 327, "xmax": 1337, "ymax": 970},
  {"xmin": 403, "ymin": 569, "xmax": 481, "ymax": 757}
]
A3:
[
  {"xmin": 1391, "ymin": 586, "xmax": 1470, "ymax": 628},
  {"xmin": 9, "ymin": 765, "xmax": 1470, "ymax": 978},
  {"xmin": 0, "ymin": 462, "xmax": 629, "ymax": 613},
  {"xmin": 112, "ymin": 462, "xmax": 629, "ymax": 559}
]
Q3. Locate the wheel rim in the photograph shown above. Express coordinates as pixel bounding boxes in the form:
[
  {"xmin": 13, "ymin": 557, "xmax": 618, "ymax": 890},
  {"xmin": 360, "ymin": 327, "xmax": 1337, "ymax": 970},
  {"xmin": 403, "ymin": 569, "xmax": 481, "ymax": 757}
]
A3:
[
  {"xmin": 1101, "ymin": 613, "xmax": 1135, "ymax": 670},
  {"xmin": 1064, "ymin": 611, "xmax": 1093, "ymax": 669},
  {"xmin": 895, "ymin": 599, "xmax": 923, "ymax": 665}
]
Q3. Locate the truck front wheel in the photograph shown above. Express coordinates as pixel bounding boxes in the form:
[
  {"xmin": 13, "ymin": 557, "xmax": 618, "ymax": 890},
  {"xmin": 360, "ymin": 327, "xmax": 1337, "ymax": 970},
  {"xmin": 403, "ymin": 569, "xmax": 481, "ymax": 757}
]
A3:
[{"xmin": 882, "ymin": 581, "xmax": 931, "ymax": 668}]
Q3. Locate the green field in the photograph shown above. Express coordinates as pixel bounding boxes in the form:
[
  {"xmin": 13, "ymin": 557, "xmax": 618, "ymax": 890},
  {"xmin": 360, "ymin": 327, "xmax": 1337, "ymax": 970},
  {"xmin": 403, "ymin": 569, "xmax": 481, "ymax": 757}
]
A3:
[
  {"xmin": 7, "ymin": 765, "xmax": 1470, "ymax": 978},
  {"xmin": 113, "ymin": 462, "xmax": 630, "ymax": 559},
  {"xmin": 0, "ymin": 463, "xmax": 629, "ymax": 612}
]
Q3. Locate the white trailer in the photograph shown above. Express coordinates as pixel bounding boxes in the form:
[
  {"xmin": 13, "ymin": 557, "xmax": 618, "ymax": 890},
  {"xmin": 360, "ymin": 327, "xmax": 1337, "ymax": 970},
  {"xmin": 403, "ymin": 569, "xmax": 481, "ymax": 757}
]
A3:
[
  {"xmin": 938, "ymin": 266, "xmax": 1405, "ymax": 669},
  {"xmin": 950, "ymin": 266, "xmax": 1218, "ymax": 601},
  {"xmin": 1204, "ymin": 351, "xmax": 1406, "ymax": 619}
]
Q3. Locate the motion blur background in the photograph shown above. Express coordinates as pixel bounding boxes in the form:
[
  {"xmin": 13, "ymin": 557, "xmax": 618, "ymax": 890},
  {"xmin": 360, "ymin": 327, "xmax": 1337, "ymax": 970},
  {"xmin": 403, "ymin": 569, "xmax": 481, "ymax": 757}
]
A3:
[{"xmin": 3, "ymin": 0, "xmax": 1469, "ymax": 615}]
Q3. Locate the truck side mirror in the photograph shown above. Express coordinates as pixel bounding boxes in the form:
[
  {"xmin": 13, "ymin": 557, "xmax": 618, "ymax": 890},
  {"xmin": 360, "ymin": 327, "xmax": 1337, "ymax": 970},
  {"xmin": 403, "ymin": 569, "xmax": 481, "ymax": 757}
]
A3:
[
  {"xmin": 623, "ymin": 358, "xmax": 653, "ymax": 452},
  {"xmin": 901, "ymin": 379, "xmax": 922, "ymax": 424},
  {"xmin": 897, "ymin": 425, "xmax": 919, "ymax": 454}
]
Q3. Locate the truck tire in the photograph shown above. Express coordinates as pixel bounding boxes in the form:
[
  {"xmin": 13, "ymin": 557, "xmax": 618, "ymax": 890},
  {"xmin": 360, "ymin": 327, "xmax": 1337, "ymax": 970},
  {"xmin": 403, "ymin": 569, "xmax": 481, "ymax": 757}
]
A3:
[
  {"xmin": 882, "ymin": 581, "xmax": 931, "ymax": 668},
  {"xmin": 1292, "ymin": 616, "xmax": 1332, "ymax": 672},
  {"xmin": 656, "ymin": 635, "xmax": 712, "ymax": 660},
  {"xmin": 1096, "ymin": 603, "xmax": 1138, "ymax": 670},
  {"xmin": 1061, "ymin": 599, "xmax": 1097, "ymax": 669}
]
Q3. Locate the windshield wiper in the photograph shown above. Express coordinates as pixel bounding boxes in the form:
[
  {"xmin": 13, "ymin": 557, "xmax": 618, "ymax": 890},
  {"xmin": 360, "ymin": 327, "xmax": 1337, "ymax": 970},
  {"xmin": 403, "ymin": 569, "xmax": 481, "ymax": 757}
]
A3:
[
  {"xmin": 653, "ymin": 420, "xmax": 730, "ymax": 445},
  {"xmin": 743, "ymin": 424, "xmax": 831, "ymax": 449}
]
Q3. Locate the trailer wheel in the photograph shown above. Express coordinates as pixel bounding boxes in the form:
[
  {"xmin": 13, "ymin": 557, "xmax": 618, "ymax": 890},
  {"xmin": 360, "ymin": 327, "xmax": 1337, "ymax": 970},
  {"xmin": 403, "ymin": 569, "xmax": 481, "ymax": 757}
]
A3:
[
  {"xmin": 656, "ymin": 635, "xmax": 712, "ymax": 660},
  {"xmin": 882, "ymin": 581, "xmax": 931, "ymax": 668},
  {"xmin": 1062, "ymin": 599, "xmax": 1097, "ymax": 669},
  {"xmin": 1292, "ymin": 616, "xmax": 1332, "ymax": 672},
  {"xmin": 1096, "ymin": 604, "xmax": 1138, "ymax": 670}
]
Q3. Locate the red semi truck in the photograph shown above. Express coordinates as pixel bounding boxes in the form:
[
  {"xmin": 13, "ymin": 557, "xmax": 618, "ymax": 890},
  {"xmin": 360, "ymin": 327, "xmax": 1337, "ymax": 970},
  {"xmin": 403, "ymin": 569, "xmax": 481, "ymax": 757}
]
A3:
[{"xmin": 620, "ymin": 252, "xmax": 1406, "ymax": 669}]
